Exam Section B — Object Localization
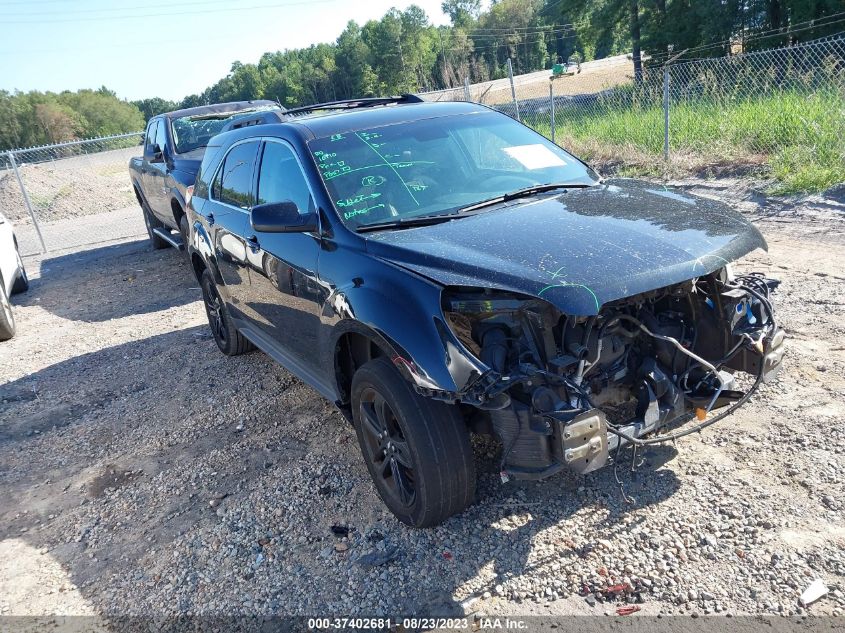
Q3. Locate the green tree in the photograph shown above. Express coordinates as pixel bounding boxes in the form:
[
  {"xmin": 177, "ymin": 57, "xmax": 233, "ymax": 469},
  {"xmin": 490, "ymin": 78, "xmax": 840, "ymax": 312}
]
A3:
[
  {"xmin": 132, "ymin": 97, "xmax": 179, "ymax": 121},
  {"xmin": 441, "ymin": 0, "xmax": 480, "ymax": 28},
  {"xmin": 335, "ymin": 21, "xmax": 377, "ymax": 97}
]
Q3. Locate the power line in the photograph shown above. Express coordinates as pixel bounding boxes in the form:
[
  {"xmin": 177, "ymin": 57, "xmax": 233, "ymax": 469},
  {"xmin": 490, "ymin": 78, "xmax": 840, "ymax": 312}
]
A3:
[
  {"xmin": 465, "ymin": 24, "xmax": 580, "ymax": 32},
  {"xmin": 445, "ymin": 29, "xmax": 577, "ymax": 54},
  {"xmin": 647, "ymin": 11, "xmax": 845, "ymax": 63}
]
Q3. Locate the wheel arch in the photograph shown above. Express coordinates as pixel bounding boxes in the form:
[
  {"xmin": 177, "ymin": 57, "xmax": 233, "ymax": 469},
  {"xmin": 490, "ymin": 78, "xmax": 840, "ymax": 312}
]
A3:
[
  {"xmin": 333, "ymin": 325, "xmax": 400, "ymax": 411},
  {"xmin": 190, "ymin": 252, "xmax": 207, "ymax": 284},
  {"xmin": 131, "ymin": 180, "xmax": 145, "ymax": 206},
  {"xmin": 320, "ymin": 252, "xmax": 493, "ymax": 404}
]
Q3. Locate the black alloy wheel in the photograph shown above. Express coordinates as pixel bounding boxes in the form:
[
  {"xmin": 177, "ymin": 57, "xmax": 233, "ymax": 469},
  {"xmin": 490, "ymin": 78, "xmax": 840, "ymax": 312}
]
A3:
[
  {"xmin": 351, "ymin": 357, "xmax": 475, "ymax": 527},
  {"xmin": 358, "ymin": 387, "xmax": 416, "ymax": 507},
  {"xmin": 199, "ymin": 269, "xmax": 254, "ymax": 356},
  {"xmin": 201, "ymin": 270, "xmax": 228, "ymax": 350}
]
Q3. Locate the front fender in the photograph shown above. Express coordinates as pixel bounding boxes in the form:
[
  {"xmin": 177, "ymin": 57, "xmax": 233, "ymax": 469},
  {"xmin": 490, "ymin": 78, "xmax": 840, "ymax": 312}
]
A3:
[{"xmin": 324, "ymin": 264, "xmax": 488, "ymax": 396}]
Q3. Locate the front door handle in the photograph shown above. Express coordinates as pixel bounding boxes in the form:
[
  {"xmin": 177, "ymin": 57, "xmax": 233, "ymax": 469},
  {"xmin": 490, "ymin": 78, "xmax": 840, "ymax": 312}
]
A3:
[
  {"xmin": 246, "ymin": 235, "xmax": 260, "ymax": 253},
  {"xmin": 204, "ymin": 212, "xmax": 214, "ymax": 226}
]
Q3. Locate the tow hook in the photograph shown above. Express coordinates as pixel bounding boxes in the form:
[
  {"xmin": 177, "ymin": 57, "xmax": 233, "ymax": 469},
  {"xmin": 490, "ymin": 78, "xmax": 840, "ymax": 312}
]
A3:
[
  {"xmin": 560, "ymin": 409, "xmax": 609, "ymax": 474},
  {"xmin": 762, "ymin": 328, "xmax": 786, "ymax": 383}
]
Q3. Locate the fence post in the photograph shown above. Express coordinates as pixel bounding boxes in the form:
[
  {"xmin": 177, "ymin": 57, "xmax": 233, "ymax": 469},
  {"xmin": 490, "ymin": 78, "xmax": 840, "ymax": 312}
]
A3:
[
  {"xmin": 507, "ymin": 58, "xmax": 521, "ymax": 122},
  {"xmin": 463, "ymin": 77, "xmax": 471, "ymax": 102},
  {"xmin": 663, "ymin": 66, "xmax": 670, "ymax": 162},
  {"xmin": 549, "ymin": 81, "xmax": 556, "ymax": 143},
  {"xmin": 8, "ymin": 151, "xmax": 47, "ymax": 254}
]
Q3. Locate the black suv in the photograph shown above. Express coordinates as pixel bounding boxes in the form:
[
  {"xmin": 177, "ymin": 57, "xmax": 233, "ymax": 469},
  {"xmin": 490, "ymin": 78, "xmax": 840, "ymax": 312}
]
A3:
[{"xmin": 186, "ymin": 95, "xmax": 784, "ymax": 527}]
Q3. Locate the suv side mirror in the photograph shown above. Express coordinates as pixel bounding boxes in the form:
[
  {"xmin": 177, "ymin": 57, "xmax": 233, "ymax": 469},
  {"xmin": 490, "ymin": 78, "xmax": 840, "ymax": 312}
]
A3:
[{"xmin": 250, "ymin": 201, "xmax": 318, "ymax": 233}]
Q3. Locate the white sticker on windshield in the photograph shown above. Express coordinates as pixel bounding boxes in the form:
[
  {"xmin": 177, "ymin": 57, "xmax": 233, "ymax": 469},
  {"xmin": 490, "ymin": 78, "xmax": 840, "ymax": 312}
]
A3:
[{"xmin": 503, "ymin": 144, "xmax": 567, "ymax": 169}]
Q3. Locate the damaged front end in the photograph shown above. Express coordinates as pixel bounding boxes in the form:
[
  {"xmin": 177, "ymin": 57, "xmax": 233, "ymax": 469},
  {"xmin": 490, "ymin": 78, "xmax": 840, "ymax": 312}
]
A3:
[{"xmin": 438, "ymin": 269, "xmax": 785, "ymax": 480}]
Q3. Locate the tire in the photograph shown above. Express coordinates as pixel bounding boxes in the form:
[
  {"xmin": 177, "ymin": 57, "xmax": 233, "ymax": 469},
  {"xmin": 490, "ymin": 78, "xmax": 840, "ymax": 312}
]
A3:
[
  {"xmin": 0, "ymin": 278, "xmax": 16, "ymax": 341},
  {"xmin": 142, "ymin": 202, "xmax": 168, "ymax": 250},
  {"xmin": 178, "ymin": 214, "xmax": 190, "ymax": 251},
  {"xmin": 11, "ymin": 243, "xmax": 29, "ymax": 294},
  {"xmin": 200, "ymin": 269, "xmax": 254, "ymax": 356},
  {"xmin": 351, "ymin": 357, "xmax": 476, "ymax": 528}
]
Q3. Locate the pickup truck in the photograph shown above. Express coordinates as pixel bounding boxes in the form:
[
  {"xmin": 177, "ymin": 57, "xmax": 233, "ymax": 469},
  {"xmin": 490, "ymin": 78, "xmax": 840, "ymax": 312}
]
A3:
[{"xmin": 129, "ymin": 100, "xmax": 285, "ymax": 251}]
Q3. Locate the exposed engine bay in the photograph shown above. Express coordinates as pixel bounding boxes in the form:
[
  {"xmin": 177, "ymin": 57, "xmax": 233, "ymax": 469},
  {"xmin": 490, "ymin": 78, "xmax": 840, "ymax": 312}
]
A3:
[{"xmin": 442, "ymin": 268, "xmax": 785, "ymax": 479}]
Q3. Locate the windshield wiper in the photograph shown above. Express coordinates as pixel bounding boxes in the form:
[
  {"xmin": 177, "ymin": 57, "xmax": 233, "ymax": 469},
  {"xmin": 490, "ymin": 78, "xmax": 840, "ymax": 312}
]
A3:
[
  {"xmin": 355, "ymin": 213, "xmax": 459, "ymax": 233},
  {"xmin": 355, "ymin": 183, "xmax": 592, "ymax": 233},
  {"xmin": 456, "ymin": 182, "xmax": 592, "ymax": 214}
]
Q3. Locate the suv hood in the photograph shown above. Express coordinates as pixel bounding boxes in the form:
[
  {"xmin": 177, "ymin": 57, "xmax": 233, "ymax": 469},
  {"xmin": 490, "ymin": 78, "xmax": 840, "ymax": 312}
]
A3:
[{"xmin": 365, "ymin": 179, "xmax": 767, "ymax": 315}]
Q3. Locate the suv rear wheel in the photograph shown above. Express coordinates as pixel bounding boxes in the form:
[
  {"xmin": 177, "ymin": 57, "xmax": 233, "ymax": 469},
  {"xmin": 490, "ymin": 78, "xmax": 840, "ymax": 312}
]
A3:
[
  {"xmin": 200, "ymin": 269, "xmax": 254, "ymax": 356},
  {"xmin": 351, "ymin": 357, "xmax": 476, "ymax": 527}
]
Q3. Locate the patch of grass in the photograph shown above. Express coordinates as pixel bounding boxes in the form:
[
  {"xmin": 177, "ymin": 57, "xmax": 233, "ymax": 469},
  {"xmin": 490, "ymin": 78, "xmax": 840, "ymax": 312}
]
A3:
[
  {"xmin": 529, "ymin": 89, "xmax": 845, "ymax": 194},
  {"xmin": 28, "ymin": 183, "xmax": 73, "ymax": 210},
  {"xmin": 29, "ymin": 193, "xmax": 56, "ymax": 209}
]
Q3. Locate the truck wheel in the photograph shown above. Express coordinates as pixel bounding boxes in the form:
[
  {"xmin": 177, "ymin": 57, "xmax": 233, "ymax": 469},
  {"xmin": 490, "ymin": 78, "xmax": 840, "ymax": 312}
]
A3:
[
  {"xmin": 351, "ymin": 357, "xmax": 476, "ymax": 528},
  {"xmin": 0, "ymin": 278, "xmax": 16, "ymax": 341},
  {"xmin": 200, "ymin": 269, "xmax": 254, "ymax": 356},
  {"xmin": 179, "ymin": 214, "xmax": 190, "ymax": 252},
  {"xmin": 143, "ymin": 203, "xmax": 168, "ymax": 250},
  {"xmin": 11, "ymin": 243, "xmax": 29, "ymax": 294}
]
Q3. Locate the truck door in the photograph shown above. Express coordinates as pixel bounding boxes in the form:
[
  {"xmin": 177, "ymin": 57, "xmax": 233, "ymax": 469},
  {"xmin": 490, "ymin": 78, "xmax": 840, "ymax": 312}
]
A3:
[{"xmin": 145, "ymin": 118, "xmax": 171, "ymax": 223}]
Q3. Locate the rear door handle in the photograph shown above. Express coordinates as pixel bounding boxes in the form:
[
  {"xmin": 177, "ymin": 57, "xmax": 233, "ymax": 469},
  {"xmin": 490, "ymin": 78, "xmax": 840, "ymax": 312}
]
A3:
[{"xmin": 246, "ymin": 235, "xmax": 260, "ymax": 253}]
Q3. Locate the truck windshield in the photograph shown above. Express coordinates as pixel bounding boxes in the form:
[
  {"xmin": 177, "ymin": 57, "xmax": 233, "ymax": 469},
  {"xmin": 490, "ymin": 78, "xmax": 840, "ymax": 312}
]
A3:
[{"xmin": 308, "ymin": 111, "xmax": 599, "ymax": 229}]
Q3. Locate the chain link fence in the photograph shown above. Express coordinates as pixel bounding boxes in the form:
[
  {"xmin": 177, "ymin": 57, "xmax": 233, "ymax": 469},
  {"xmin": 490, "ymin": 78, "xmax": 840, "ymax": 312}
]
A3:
[
  {"xmin": 420, "ymin": 36, "xmax": 845, "ymax": 191},
  {"xmin": 1, "ymin": 133, "xmax": 146, "ymax": 256},
  {"xmin": 3, "ymin": 38, "xmax": 843, "ymax": 257}
]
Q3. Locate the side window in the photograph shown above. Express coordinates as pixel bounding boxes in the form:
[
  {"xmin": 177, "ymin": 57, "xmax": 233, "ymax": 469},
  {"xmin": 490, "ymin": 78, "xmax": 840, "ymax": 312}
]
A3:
[
  {"xmin": 144, "ymin": 119, "xmax": 158, "ymax": 154},
  {"xmin": 156, "ymin": 119, "xmax": 169, "ymax": 153},
  {"xmin": 213, "ymin": 141, "xmax": 260, "ymax": 209},
  {"xmin": 256, "ymin": 141, "xmax": 314, "ymax": 213}
]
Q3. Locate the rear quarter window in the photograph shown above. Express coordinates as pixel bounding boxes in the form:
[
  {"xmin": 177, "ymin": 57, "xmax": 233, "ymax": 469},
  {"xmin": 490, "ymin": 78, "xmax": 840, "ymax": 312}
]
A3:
[
  {"xmin": 211, "ymin": 141, "xmax": 260, "ymax": 209},
  {"xmin": 194, "ymin": 145, "xmax": 222, "ymax": 199}
]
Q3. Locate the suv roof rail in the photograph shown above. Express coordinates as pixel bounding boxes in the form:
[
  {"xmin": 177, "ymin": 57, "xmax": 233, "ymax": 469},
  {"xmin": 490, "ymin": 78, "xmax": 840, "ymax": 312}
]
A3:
[
  {"xmin": 284, "ymin": 94, "xmax": 424, "ymax": 117},
  {"xmin": 219, "ymin": 110, "xmax": 286, "ymax": 133}
]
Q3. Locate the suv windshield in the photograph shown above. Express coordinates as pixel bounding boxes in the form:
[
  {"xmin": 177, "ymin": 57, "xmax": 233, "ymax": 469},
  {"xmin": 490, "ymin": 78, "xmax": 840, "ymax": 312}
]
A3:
[
  {"xmin": 171, "ymin": 108, "xmax": 270, "ymax": 154},
  {"xmin": 308, "ymin": 111, "xmax": 598, "ymax": 229}
]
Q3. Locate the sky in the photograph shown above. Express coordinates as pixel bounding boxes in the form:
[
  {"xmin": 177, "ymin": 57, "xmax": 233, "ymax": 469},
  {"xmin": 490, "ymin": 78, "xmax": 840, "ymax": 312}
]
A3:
[{"xmin": 0, "ymin": 0, "xmax": 454, "ymax": 102}]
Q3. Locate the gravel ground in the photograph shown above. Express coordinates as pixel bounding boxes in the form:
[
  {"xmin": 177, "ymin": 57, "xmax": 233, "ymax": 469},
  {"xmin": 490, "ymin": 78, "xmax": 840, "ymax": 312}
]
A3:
[{"xmin": 1, "ymin": 178, "xmax": 844, "ymax": 619}]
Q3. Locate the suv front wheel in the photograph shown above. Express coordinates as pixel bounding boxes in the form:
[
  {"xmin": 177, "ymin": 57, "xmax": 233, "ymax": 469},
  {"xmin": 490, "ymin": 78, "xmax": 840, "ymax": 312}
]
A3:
[{"xmin": 351, "ymin": 357, "xmax": 476, "ymax": 527}]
